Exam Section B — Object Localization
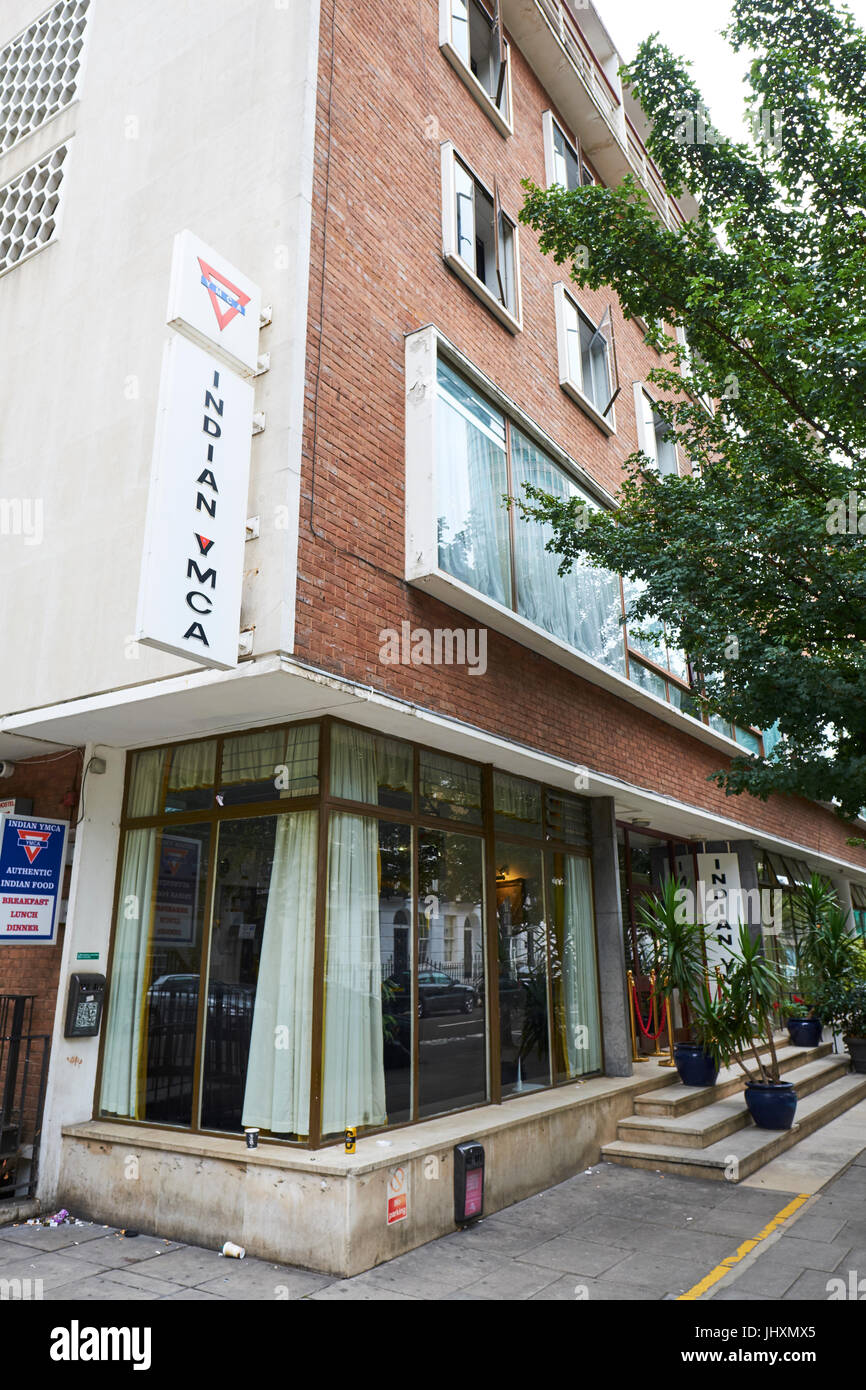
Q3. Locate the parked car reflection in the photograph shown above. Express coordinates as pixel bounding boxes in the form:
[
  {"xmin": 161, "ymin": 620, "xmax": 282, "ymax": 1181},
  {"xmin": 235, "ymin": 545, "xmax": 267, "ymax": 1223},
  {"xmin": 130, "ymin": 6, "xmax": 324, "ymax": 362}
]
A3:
[{"xmin": 384, "ymin": 969, "xmax": 477, "ymax": 1019}]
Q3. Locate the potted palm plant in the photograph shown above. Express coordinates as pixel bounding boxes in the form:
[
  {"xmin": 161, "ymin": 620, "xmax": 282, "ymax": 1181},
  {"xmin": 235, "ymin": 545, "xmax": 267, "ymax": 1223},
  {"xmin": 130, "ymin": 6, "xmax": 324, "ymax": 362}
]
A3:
[
  {"xmin": 726, "ymin": 925, "xmax": 798, "ymax": 1129},
  {"xmin": 637, "ymin": 878, "xmax": 719, "ymax": 1087}
]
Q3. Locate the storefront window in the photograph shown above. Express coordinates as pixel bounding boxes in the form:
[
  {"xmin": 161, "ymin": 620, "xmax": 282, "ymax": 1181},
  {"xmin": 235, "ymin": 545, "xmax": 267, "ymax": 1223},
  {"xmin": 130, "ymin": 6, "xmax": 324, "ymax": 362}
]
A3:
[
  {"xmin": 100, "ymin": 719, "xmax": 602, "ymax": 1147},
  {"xmin": 549, "ymin": 852, "xmax": 602, "ymax": 1079},
  {"xmin": 418, "ymin": 828, "xmax": 487, "ymax": 1117},
  {"xmin": 496, "ymin": 841, "xmax": 549, "ymax": 1094},
  {"xmin": 101, "ymin": 821, "xmax": 211, "ymax": 1126}
]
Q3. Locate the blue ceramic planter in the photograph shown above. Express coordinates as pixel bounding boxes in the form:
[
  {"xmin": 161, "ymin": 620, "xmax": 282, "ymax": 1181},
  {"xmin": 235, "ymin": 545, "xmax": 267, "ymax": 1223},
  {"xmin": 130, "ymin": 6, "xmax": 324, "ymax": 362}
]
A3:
[
  {"xmin": 787, "ymin": 1017, "xmax": 823, "ymax": 1048},
  {"xmin": 745, "ymin": 1080, "xmax": 797, "ymax": 1130},
  {"xmin": 674, "ymin": 1044, "xmax": 720, "ymax": 1087}
]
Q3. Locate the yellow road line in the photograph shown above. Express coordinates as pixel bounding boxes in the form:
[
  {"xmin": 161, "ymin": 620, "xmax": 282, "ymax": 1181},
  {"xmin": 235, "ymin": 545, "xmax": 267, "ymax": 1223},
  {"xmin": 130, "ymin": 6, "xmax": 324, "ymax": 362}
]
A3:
[{"xmin": 678, "ymin": 1192, "xmax": 811, "ymax": 1301}]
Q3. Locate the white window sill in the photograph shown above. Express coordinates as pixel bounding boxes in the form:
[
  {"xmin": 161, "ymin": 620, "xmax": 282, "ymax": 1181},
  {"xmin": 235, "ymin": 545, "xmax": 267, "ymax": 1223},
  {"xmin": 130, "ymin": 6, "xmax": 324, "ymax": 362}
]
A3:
[
  {"xmin": 444, "ymin": 251, "xmax": 522, "ymax": 333},
  {"xmin": 560, "ymin": 378, "xmax": 616, "ymax": 436},
  {"xmin": 440, "ymin": 40, "xmax": 512, "ymax": 138},
  {"xmin": 406, "ymin": 565, "xmax": 757, "ymax": 762}
]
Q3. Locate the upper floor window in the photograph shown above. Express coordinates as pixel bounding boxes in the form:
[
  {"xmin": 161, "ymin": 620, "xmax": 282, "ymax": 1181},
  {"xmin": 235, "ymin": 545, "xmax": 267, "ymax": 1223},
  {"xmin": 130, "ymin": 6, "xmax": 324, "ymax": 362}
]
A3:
[
  {"xmin": 635, "ymin": 385, "xmax": 679, "ymax": 477},
  {"xmin": 440, "ymin": 0, "xmax": 512, "ymax": 136},
  {"xmin": 441, "ymin": 142, "xmax": 521, "ymax": 331},
  {"xmin": 554, "ymin": 284, "xmax": 619, "ymax": 431},
  {"xmin": 542, "ymin": 112, "xmax": 597, "ymax": 191},
  {"xmin": 676, "ymin": 326, "xmax": 714, "ymax": 415}
]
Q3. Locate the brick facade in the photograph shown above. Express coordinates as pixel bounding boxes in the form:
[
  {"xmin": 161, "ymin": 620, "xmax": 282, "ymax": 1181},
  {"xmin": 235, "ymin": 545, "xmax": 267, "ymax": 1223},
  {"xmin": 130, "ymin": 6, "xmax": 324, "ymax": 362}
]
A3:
[
  {"xmin": 0, "ymin": 749, "xmax": 82, "ymax": 1042},
  {"xmin": 293, "ymin": 0, "xmax": 866, "ymax": 871}
]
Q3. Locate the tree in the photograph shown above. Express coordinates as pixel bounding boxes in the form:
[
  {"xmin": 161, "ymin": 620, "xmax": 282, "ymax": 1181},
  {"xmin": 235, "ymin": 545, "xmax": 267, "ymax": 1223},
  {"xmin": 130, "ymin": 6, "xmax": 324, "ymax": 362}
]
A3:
[{"xmin": 516, "ymin": 0, "xmax": 866, "ymax": 820}]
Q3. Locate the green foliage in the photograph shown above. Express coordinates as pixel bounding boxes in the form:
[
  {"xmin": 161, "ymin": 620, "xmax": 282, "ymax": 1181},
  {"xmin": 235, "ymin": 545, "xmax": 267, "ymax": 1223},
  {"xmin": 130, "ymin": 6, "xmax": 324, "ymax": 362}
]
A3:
[
  {"xmin": 813, "ymin": 979, "xmax": 866, "ymax": 1037},
  {"xmin": 636, "ymin": 877, "xmax": 710, "ymax": 1044},
  {"xmin": 517, "ymin": 0, "xmax": 866, "ymax": 818},
  {"xmin": 725, "ymin": 924, "xmax": 790, "ymax": 1080}
]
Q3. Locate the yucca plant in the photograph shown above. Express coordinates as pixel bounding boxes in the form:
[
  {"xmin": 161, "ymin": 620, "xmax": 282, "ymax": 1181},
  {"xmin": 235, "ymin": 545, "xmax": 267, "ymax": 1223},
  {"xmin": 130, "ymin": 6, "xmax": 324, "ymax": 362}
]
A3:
[
  {"xmin": 725, "ymin": 924, "xmax": 790, "ymax": 1083},
  {"xmin": 636, "ymin": 876, "xmax": 706, "ymax": 1021}
]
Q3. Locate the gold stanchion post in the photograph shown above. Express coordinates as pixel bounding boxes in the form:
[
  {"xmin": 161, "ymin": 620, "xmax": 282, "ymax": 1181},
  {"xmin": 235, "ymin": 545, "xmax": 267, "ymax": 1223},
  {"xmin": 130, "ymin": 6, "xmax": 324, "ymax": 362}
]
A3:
[
  {"xmin": 627, "ymin": 969, "xmax": 649, "ymax": 1063},
  {"xmin": 650, "ymin": 969, "xmax": 663, "ymax": 1057}
]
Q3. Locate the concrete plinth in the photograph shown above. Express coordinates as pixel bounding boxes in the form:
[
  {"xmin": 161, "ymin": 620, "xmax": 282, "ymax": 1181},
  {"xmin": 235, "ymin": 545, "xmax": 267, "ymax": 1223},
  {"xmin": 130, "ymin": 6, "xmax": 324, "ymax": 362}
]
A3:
[{"xmin": 58, "ymin": 1067, "xmax": 671, "ymax": 1276}]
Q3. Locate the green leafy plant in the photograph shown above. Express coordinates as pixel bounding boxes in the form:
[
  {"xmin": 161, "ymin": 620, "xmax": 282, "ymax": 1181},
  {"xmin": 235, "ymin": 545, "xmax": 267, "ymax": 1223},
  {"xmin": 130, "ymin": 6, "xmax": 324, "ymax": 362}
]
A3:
[
  {"xmin": 515, "ymin": 0, "xmax": 866, "ymax": 821},
  {"xmin": 636, "ymin": 876, "xmax": 709, "ymax": 1045},
  {"xmin": 724, "ymin": 924, "xmax": 790, "ymax": 1083}
]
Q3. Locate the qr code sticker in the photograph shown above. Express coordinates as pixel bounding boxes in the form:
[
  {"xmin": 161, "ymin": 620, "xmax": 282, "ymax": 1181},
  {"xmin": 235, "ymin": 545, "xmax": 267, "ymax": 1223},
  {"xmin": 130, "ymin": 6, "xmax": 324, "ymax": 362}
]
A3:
[{"xmin": 77, "ymin": 1001, "xmax": 98, "ymax": 1029}]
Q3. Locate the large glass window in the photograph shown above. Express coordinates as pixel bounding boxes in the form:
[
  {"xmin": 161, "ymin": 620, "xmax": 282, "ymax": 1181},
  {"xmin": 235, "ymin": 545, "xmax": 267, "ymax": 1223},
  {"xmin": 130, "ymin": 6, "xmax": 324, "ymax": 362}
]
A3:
[
  {"xmin": 511, "ymin": 427, "xmax": 626, "ymax": 672},
  {"xmin": 101, "ymin": 820, "xmax": 211, "ymax": 1127},
  {"xmin": 436, "ymin": 358, "xmax": 511, "ymax": 607},
  {"xmin": 418, "ymin": 828, "xmax": 487, "ymax": 1117},
  {"xmin": 100, "ymin": 720, "xmax": 602, "ymax": 1148}
]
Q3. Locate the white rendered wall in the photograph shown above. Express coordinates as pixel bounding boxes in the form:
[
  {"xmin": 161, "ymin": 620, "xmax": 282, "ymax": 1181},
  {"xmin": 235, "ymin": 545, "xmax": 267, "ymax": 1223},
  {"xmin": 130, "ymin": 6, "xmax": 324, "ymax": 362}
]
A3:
[
  {"xmin": 0, "ymin": 0, "xmax": 320, "ymax": 719},
  {"xmin": 37, "ymin": 741, "xmax": 124, "ymax": 1204}
]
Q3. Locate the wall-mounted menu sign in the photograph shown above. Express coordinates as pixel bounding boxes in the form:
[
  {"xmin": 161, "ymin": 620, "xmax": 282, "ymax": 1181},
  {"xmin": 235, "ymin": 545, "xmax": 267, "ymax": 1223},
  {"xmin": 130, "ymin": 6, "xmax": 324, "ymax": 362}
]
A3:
[{"xmin": 0, "ymin": 815, "xmax": 68, "ymax": 945}]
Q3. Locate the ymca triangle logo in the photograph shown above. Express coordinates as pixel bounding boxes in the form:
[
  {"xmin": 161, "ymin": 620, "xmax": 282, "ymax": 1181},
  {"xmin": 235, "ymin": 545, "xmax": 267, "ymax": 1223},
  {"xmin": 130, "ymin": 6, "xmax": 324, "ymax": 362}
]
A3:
[
  {"xmin": 18, "ymin": 829, "xmax": 51, "ymax": 864},
  {"xmin": 198, "ymin": 256, "xmax": 250, "ymax": 332}
]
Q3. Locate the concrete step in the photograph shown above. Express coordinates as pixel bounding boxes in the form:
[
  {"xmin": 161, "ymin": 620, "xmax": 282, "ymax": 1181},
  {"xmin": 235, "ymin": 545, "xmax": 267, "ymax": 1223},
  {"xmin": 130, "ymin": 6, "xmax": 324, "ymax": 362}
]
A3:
[
  {"xmin": 617, "ymin": 1055, "xmax": 851, "ymax": 1149},
  {"xmin": 633, "ymin": 1040, "xmax": 833, "ymax": 1117},
  {"xmin": 601, "ymin": 1067, "xmax": 866, "ymax": 1182}
]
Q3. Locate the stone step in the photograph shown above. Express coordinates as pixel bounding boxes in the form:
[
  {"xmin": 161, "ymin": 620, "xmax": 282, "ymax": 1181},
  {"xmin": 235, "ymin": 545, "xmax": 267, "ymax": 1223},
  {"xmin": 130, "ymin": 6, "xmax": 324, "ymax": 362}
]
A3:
[
  {"xmin": 617, "ymin": 1055, "xmax": 851, "ymax": 1149},
  {"xmin": 633, "ymin": 1040, "xmax": 833, "ymax": 1117},
  {"xmin": 601, "ymin": 1068, "xmax": 866, "ymax": 1182}
]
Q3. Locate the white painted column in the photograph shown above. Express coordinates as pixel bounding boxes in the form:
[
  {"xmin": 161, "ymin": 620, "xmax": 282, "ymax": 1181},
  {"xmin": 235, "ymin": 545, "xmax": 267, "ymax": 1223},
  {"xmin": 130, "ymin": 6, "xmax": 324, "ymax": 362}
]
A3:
[{"xmin": 37, "ymin": 743, "xmax": 125, "ymax": 1206}]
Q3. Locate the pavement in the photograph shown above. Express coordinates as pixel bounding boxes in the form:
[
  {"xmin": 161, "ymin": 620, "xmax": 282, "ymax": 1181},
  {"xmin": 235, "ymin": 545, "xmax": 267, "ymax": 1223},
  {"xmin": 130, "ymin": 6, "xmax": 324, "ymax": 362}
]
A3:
[
  {"xmin": 0, "ymin": 1147, "xmax": 863, "ymax": 1302},
  {"xmin": 3, "ymin": 1096, "xmax": 865, "ymax": 1303}
]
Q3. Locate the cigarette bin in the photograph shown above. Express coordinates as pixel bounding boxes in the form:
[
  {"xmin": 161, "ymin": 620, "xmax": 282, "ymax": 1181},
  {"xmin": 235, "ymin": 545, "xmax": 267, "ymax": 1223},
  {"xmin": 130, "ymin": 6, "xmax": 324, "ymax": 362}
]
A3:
[
  {"xmin": 64, "ymin": 973, "xmax": 106, "ymax": 1038},
  {"xmin": 454, "ymin": 1141, "xmax": 484, "ymax": 1225}
]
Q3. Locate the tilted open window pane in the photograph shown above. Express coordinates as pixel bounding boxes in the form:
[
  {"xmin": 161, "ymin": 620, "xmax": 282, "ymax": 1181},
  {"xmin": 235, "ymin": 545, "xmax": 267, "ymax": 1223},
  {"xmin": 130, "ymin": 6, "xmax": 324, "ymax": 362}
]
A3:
[
  {"xmin": 449, "ymin": 0, "xmax": 508, "ymax": 111},
  {"xmin": 453, "ymin": 155, "xmax": 517, "ymax": 314},
  {"xmin": 641, "ymin": 391, "xmax": 679, "ymax": 477},
  {"xmin": 552, "ymin": 122, "xmax": 581, "ymax": 191}
]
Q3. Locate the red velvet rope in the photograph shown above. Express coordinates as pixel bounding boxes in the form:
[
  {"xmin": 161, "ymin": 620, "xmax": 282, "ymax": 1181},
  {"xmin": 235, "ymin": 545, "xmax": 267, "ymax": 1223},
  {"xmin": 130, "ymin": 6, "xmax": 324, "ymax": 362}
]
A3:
[{"xmin": 631, "ymin": 979, "xmax": 669, "ymax": 1040}]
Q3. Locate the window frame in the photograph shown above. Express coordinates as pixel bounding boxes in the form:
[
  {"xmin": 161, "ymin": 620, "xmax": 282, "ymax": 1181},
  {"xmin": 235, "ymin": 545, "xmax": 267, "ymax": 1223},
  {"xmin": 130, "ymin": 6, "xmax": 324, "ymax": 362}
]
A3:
[
  {"xmin": 554, "ymin": 283, "xmax": 618, "ymax": 434},
  {"xmin": 95, "ymin": 715, "xmax": 603, "ymax": 1152},
  {"xmin": 439, "ymin": 0, "xmax": 513, "ymax": 137},
  {"xmin": 441, "ymin": 141, "xmax": 522, "ymax": 332},
  {"xmin": 634, "ymin": 382, "xmax": 680, "ymax": 478}
]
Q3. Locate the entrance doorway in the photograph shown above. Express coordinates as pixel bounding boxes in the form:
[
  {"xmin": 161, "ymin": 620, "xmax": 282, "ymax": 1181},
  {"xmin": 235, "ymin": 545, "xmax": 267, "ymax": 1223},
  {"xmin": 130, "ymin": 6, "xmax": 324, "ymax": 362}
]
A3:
[{"xmin": 617, "ymin": 825, "xmax": 700, "ymax": 1055}]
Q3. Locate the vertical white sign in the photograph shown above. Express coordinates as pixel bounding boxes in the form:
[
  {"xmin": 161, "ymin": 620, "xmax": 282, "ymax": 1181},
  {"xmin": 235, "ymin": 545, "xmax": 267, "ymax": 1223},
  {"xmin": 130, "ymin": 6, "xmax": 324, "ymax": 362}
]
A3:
[
  {"xmin": 697, "ymin": 852, "xmax": 743, "ymax": 976},
  {"xmin": 136, "ymin": 334, "xmax": 254, "ymax": 670},
  {"xmin": 166, "ymin": 230, "xmax": 262, "ymax": 377}
]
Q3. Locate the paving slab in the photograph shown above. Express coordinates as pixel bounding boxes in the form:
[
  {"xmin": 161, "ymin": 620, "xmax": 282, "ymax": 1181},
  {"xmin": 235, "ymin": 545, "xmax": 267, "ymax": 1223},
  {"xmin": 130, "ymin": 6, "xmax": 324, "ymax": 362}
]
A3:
[
  {"xmin": 194, "ymin": 1264, "xmax": 330, "ymax": 1300},
  {"xmin": 52, "ymin": 1232, "xmax": 180, "ymax": 1267},
  {"xmin": 0, "ymin": 1222, "xmax": 113, "ymax": 1251},
  {"xmin": 529, "ymin": 1273, "xmax": 663, "ymax": 1300},
  {"xmin": 514, "ymin": 1233, "xmax": 630, "ymax": 1276}
]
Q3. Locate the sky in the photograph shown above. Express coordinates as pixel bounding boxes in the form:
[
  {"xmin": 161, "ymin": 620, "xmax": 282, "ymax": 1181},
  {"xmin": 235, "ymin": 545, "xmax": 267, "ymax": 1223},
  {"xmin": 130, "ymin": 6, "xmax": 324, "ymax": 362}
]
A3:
[{"xmin": 598, "ymin": 0, "xmax": 866, "ymax": 143}]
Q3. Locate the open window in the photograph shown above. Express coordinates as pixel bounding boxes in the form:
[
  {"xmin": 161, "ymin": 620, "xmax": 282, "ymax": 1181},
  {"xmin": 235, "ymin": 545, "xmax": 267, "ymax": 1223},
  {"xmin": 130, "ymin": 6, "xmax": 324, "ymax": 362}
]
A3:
[
  {"xmin": 676, "ymin": 326, "xmax": 714, "ymax": 415},
  {"xmin": 440, "ymin": 0, "xmax": 512, "ymax": 135},
  {"xmin": 554, "ymin": 284, "xmax": 619, "ymax": 430},
  {"xmin": 634, "ymin": 385, "xmax": 679, "ymax": 477},
  {"xmin": 542, "ymin": 112, "xmax": 597, "ymax": 192},
  {"xmin": 442, "ymin": 142, "xmax": 521, "ymax": 331}
]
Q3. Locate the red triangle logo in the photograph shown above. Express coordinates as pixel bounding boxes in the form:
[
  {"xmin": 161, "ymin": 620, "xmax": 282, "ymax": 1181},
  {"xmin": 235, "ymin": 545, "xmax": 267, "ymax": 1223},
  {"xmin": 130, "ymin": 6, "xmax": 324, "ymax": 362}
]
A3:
[
  {"xmin": 195, "ymin": 534, "xmax": 214, "ymax": 555},
  {"xmin": 198, "ymin": 257, "xmax": 251, "ymax": 333}
]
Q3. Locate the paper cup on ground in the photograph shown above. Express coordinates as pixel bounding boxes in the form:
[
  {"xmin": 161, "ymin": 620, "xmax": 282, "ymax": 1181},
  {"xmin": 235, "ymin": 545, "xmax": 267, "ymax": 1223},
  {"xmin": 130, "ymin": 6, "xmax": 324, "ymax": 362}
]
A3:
[{"xmin": 222, "ymin": 1241, "xmax": 245, "ymax": 1259}]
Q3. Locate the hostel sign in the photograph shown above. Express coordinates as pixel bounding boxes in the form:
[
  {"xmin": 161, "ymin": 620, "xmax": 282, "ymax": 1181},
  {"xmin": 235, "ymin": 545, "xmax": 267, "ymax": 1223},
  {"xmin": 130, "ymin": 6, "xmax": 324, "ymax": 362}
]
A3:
[
  {"xmin": 0, "ymin": 815, "xmax": 68, "ymax": 945},
  {"xmin": 166, "ymin": 230, "xmax": 262, "ymax": 377},
  {"xmin": 136, "ymin": 333, "xmax": 255, "ymax": 670}
]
